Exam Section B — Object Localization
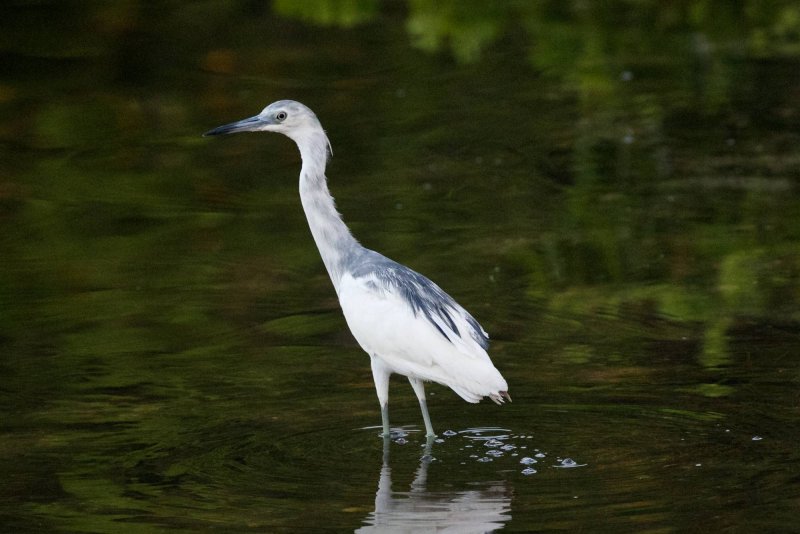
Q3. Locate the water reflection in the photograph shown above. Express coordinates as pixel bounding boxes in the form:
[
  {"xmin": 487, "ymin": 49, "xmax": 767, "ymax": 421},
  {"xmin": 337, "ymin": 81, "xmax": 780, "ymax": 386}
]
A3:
[
  {"xmin": 2, "ymin": 1, "xmax": 800, "ymax": 532},
  {"xmin": 357, "ymin": 436, "xmax": 511, "ymax": 533}
]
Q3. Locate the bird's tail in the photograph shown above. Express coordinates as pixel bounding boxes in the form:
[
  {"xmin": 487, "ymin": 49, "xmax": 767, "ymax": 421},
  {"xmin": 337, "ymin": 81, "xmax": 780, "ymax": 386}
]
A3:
[
  {"xmin": 450, "ymin": 384, "xmax": 511, "ymax": 405},
  {"xmin": 489, "ymin": 391, "xmax": 512, "ymax": 405}
]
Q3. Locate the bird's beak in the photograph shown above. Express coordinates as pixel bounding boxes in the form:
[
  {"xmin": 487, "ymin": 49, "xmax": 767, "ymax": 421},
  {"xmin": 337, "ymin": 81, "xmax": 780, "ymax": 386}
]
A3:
[{"xmin": 203, "ymin": 115, "xmax": 270, "ymax": 137}]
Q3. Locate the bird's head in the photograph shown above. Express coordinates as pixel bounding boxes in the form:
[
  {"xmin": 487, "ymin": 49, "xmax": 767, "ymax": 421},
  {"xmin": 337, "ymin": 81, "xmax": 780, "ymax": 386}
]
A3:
[{"xmin": 204, "ymin": 100, "xmax": 327, "ymax": 148}]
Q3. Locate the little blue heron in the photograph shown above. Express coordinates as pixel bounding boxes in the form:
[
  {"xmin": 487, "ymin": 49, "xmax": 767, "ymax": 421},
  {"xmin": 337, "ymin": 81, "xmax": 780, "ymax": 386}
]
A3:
[{"xmin": 205, "ymin": 100, "xmax": 509, "ymax": 437}]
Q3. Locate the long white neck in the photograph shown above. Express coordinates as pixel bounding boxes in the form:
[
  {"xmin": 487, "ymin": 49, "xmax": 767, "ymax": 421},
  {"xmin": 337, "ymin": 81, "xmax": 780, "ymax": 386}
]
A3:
[{"xmin": 295, "ymin": 129, "xmax": 359, "ymax": 293}]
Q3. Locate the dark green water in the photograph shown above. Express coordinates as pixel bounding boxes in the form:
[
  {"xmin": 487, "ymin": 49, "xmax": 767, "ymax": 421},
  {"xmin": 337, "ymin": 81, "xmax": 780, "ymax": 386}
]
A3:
[{"xmin": 2, "ymin": 2, "xmax": 799, "ymax": 532}]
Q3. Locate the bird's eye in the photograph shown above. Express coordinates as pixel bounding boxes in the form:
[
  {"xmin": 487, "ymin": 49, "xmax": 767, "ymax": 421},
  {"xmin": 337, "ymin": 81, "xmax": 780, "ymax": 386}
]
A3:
[{"xmin": 276, "ymin": 111, "xmax": 288, "ymax": 121}]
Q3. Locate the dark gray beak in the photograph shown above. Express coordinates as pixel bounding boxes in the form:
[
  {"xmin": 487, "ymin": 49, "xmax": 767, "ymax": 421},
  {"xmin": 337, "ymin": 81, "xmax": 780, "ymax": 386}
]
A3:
[{"xmin": 203, "ymin": 115, "xmax": 267, "ymax": 137}]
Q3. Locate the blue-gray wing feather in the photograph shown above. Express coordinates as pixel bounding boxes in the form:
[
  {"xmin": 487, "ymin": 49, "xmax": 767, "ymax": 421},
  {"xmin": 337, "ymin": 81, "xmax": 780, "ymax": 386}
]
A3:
[{"xmin": 348, "ymin": 250, "xmax": 489, "ymax": 350}]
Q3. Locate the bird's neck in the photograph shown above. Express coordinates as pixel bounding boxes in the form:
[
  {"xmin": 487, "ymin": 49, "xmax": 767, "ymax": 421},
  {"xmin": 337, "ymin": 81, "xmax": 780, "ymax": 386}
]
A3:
[{"xmin": 297, "ymin": 131, "xmax": 359, "ymax": 293}]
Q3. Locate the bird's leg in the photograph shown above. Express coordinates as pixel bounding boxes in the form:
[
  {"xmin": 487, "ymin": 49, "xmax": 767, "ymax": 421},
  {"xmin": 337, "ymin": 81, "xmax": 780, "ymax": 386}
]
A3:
[
  {"xmin": 371, "ymin": 357, "xmax": 391, "ymax": 438},
  {"xmin": 408, "ymin": 377, "xmax": 435, "ymax": 437},
  {"xmin": 380, "ymin": 403, "xmax": 390, "ymax": 438}
]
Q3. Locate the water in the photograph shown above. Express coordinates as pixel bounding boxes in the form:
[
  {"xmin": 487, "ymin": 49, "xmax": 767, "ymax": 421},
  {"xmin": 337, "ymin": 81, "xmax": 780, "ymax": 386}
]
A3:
[{"xmin": 2, "ymin": 2, "xmax": 800, "ymax": 532}]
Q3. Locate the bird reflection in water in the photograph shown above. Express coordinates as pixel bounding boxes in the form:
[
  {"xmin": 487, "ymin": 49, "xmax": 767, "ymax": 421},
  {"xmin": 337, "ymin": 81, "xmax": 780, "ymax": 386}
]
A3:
[{"xmin": 356, "ymin": 436, "xmax": 511, "ymax": 533}]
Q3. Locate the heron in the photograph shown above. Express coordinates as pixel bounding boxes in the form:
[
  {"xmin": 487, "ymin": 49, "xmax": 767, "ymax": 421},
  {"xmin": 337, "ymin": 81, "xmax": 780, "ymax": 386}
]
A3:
[{"xmin": 205, "ymin": 100, "xmax": 509, "ymax": 438}]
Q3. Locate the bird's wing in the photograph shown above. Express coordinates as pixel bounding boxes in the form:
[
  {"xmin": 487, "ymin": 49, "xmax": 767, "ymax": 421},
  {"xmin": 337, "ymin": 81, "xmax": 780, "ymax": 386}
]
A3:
[
  {"xmin": 338, "ymin": 262, "xmax": 505, "ymax": 400},
  {"xmin": 347, "ymin": 255, "xmax": 489, "ymax": 347}
]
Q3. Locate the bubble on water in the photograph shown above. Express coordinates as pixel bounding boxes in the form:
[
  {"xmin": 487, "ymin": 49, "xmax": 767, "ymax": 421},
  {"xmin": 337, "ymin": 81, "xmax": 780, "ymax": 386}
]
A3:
[
  {"xmin": 484, "ymin": 438, "xmax": 504, "ymax": 448},
  {"xmin": 752, "ymin": 436, "xmax": 763, "ymax": 441},
  {"xmin": 461, "ymin": 428, "xmax": 512, "ymax": 441},
  {"xmin": 477, "ymin": 457, "xmax": 493, "ymax": 463},
  {"xmin": 443, "ymin": 430, "xmax": 457, "ymax": 437},
  {"xmin": 435, "ymin": 439, "xmax": 444, "ymax": 444},
  {"xmin": 395, "ymin": 438, "xmax": 407, "ymax": 445},
  {"xmin": 521, "ymin": 467, "xmax": 537, "ymax": 475},
  {"xmin": 511, "ymin": 453, "xmax": 518, "ymax": 457},
  {"xmin": 501, "ymin": 444, "xmax": 516, "ymax": 451},
  {"xmin": 486, "ymin": 449, "xmax": 503, "ymax": 457},
  {"xmin": 469, "ymin": 454, "xmax": 478, "ymax": 458},
  {"xmin": 554, "ymin": 457, "xmax": 586, "ymax": 468},
  {"xmin": 520, "ymin": 457, "xmax": 537, "ymax": 465},
  {"xmin": 534, "ymin": 453, "xmax": 546, "ymax": 458}
]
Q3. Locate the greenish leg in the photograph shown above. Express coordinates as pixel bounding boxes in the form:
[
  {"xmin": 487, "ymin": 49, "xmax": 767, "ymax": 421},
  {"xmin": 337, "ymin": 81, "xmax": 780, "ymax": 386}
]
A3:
[
  {"xmin": 418, "ymin": 397, "xmax": 435, "ymax": 438},
  {"xmin": 408, "ymin": 377, "xmax": 436, "ymax": 437},
  {"xmin": 381, "ymin": 403, "xmax": 390, "ymax": 438}
]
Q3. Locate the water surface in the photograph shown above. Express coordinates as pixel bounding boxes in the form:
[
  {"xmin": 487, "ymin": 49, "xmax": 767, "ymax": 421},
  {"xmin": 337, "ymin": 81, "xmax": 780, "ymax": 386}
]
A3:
[{"xmin": 2, "ymin": 2, "xmax": 799, "ymax": 532}]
